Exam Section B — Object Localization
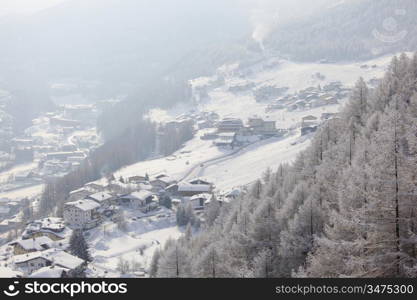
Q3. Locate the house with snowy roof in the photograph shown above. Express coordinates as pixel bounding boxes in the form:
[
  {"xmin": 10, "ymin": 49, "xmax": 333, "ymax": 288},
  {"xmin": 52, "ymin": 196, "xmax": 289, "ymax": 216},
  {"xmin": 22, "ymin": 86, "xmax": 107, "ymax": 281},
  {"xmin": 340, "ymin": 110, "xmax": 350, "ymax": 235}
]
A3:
[
  {"xmin": 150, "ymin": 174, "xmax": 177, "ymax": 190},
  {"xmin": 63, "ymin": 199, "xmax": 101, "ymax": 229},
  {"xmin": 9, "ymin": 236, "xmax": 54, "ymax": 255},
  {"xmin": 189, "ymin": 193, "xmax": 213, "ymax": 210},
  {"xmin": 117, "ymin": 190, "xmax": 158, "ymax": 212},
  {"xmin": 168, "ymin": 182, "xmax": 213, "ymax": 197},
  {"xmin": 86, "ymin": 192, "xmax": 114, "ymax": 207},
  {"xmin": 29, "ymin": 266, "xmax": 70, "ymax": 278},
  {"xmin": 13, "ymin": 249, "xmax": 84, "ymax": 276},
  {"xmin": 22, "ymin": 218, "xmax": 70, "ymax": 241}
]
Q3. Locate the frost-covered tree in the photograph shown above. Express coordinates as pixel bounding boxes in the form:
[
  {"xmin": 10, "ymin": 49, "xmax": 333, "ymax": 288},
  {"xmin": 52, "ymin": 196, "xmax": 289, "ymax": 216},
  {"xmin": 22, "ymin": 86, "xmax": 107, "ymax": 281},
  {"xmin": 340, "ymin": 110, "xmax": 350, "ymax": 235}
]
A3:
[
  {"xmin": 69, "ymin": 230, "xmax": 91, "ymax": 262},
  {"xmin": 149, "ymin": 248, "xmax": 161, "ymax": 278}
]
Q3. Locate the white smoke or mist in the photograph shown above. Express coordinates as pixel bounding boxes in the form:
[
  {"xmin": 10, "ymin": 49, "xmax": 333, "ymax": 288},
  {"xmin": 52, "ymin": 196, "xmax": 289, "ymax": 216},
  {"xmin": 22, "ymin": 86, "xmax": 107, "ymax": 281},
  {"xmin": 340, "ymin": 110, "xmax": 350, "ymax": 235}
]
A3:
[
  {"xmin": 250, "ymin": 3, "xmax": 279, "ymax": 51},
  {"xmin": 246, "ymin": 0, "xmax": 335, "ymax": 50}
]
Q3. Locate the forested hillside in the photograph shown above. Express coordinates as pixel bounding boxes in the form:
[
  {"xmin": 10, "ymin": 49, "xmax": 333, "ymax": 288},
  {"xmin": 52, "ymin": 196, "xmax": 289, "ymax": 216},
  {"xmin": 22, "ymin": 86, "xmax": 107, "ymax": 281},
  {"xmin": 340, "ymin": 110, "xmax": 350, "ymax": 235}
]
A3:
[
  {"xmin": 153, "ymin": 53, "xmax": 417, "ymax": 278},
  {"xmin": 266, "ymin": 0, "xmax": 417, "ymax": 62}
]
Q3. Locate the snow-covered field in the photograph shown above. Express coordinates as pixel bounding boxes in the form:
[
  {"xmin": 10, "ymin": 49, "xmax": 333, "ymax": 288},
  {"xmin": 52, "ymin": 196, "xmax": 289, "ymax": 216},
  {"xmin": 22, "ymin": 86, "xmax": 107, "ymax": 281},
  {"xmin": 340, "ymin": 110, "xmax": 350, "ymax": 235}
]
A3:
[
  {"xmin": 195, "ymin": 131, "xmax": 311, "ymax": 192},
  {"xmin": 87, "ymin": 208, "xmax": 183, "ymax": 277},
  {"xmin": 0, "ymin": 162, "xmax": 38, "ymax": 183},
  {"xmin": 0, "ymin": 184, "xmax": 44, "ymax": 201},
  {"xmin": 113, "ymin": 131, "xmax": 232, "ymax": 182}
]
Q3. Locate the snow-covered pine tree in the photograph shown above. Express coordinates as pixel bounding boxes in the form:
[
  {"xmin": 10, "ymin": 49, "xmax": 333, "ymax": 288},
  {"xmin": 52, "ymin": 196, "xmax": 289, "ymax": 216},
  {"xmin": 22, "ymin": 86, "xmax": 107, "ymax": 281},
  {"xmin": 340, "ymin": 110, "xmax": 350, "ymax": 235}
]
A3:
[{"xmin": 69, "ymin": 229, "xmax": 92, "ymax": 262}]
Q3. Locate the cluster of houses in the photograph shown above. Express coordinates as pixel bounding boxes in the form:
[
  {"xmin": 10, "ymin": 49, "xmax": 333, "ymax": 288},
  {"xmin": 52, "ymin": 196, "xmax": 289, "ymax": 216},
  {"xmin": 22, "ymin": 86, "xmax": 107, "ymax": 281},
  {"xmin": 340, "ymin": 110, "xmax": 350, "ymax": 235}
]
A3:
[
  {"xmin": 0, "ymin": 217, "xmax": 86, "ymax": 277},
  {"xmin": 61, "ymin": 173, "xmax": 221, "ymax": 230},
  {"xmin": 201, "ymin": 116, "xmax": 284, "ymax": 148},
  {"xmin": 0, "ymin": 107, "xmax": 100, "ymax": 196},
  {"xmin": 266, "ymin": 82, "xmax": 350, "ymax": 112},
  {"xmin": 300, "ymin": 113, "xmax": 338, "ymax": 136}
]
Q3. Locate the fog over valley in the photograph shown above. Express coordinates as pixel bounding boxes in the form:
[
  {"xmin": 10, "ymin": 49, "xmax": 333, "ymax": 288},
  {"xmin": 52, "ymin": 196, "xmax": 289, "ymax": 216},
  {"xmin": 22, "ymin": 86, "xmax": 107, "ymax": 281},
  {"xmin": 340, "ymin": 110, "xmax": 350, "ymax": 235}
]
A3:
[{"xmin": 0, "ymin": 0, "xmax": 416, "ymax": 280}]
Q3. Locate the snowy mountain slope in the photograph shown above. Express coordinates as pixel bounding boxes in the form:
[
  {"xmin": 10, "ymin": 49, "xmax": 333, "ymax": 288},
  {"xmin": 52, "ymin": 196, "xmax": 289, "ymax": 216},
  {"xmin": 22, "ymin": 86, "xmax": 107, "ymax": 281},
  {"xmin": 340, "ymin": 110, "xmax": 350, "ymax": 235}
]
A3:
[
  {"xmin": 192, "ymin": 131, "xmax": 311, "ymax": 192},
  {"xmin": 111, "ymin": 131, "xmax": 233, "ymax": 182},
  {"xmin": 137, "ymin": 54, "xmax": 396, "ymax": 191}
]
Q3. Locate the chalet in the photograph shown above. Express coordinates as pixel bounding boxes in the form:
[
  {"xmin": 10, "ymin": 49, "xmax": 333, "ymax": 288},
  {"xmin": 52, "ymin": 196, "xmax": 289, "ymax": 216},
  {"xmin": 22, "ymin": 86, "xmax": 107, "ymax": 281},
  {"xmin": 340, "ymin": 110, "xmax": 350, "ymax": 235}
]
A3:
[
  {"xmin": 128, "ymin": 175, "xmax": 148, "ymax": 183},
  {"xmin": 248, "ymin": 118, "xmax": 277, "ymax": 136},
  {"xmin": 10, "ymin": 236, "xmax": 54, "ymax": 255},
  {"xmin": 84, "ymin": 182, "xmax": 106, "ymax": 192},
  {"xmin": 23, "ymin": 218, "xmax": 68, "ymax": 241},
  {"xmin": 14, "ymin": 249, "xmax": 84, "ymax": 276},
  {"xmin": 217, "ymin": 118, "xmax": 244, "ymax": 132},
  {"xmin": 189, "ymin": 193, "xmax": 213, "ymax": 210},
  {"xmin": 118, "ymin": 191, "xmax": 156, "ymax": 209},
  {"xmin": 13, "ymin": 252, "xmax": 51, "ymax": 275},
  {"xmin": 177, "ymin": 182, "xmax": 212, "ymax": 197},
  {"xmin": 201, "ymin": 130, "xmax": 218, "ymax": 140},
  {"xmin": 214, "ymin": 132, "xmax": 237, "ymax": 147},
  {"xmin": 150, "ymin": 175, "xmax": 177, "ymax": 190},
  {"xmin": 29, "ymin": 266, "xmax": 70, "ymax": 278},
  {"xmin": 302, "ymin": 115, "xmax": 318, "ymax": 123},
  {"xmin": 63, "ymin": 199, "xmax": 101, "ymax": 229},
  {"xmin": 68, "ymin": 188, "xmax": 92, "ymax": 202},
  {"xmin": 87, "ymin": 192, "xmax": 113, "ymax": 207},
  {"xmin": 189, "ymin": 178, "xmax": 212, "ymax": 186}
]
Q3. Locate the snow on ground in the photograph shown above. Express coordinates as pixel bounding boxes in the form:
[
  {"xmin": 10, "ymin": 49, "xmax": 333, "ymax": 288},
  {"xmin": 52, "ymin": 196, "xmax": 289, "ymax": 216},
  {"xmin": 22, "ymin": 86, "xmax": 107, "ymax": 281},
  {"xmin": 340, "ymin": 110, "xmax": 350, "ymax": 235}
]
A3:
[
  {"xmin": 87, "ymin": 208, "xmax": 183, "ymax": 277},
  {"xmin": 83, "ymin": 54, "xmax": 397, "ymax": 276},
  {"xmin": 0, "ymin": 162, "xmax": 38, "ymax": 183},
  {"xmin": 199, "ymin": 131, "xmax": 310, "ymax": 191},
  {"xmin": 0, "ymin": 184, "xmax": 44, "ymax": 201},
  {"xmin": 116, "ymin": 55, "xmax": 395, "ymax": 192},
  {"xmin": 114, "ymin": 131, "xmax": 232, "ymax": 181}
]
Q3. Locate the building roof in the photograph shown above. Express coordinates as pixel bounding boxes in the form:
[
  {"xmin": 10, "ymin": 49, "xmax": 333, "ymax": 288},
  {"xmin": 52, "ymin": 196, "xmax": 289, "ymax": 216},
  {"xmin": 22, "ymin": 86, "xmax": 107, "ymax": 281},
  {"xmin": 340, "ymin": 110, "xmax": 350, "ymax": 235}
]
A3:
[
  {"xmin": 43, "ymin": 249, "xmax": 84, "ymax": 270},
  {"xmin": 0, "ymin": 267, "xmax": 23, "ymax": 278},
  {"xmin": 190, "ymin": 193, "xmax": 213, "ymax": 202},
  {"xmin": 65, "ymin": 199, "xmax": 100, "ymax": 211},
  {"xmin": 302, "ymin": 115, "xmax": 318, "ymax": 121},
  {"xmin": 10, "ymin": 236, "xmax": 54, "ymax": 251},
  {"xmin": 178, "ymin": 183, "xmax": 211, "ymax": 193},
  {"xmin": 14, "ymin": 249, "xmax": 84, "ymax": 270},
  {"xmin": 87, "ymin": 192, "xmax": 113, "ymax": 203},
  {"xmin": 29, "ymin": 266, "xmax": 69, "ymax": 278},
  {"xmin": 129, "ymin": 190, "xmax": 155, "ymax": 201},
  {"xmin": 151, "ymin": 175, "xmax": 176, "ymax": 185},
  {"xmin": 189, "ymin": 178, "xmax": 211, "ymax": 185}
]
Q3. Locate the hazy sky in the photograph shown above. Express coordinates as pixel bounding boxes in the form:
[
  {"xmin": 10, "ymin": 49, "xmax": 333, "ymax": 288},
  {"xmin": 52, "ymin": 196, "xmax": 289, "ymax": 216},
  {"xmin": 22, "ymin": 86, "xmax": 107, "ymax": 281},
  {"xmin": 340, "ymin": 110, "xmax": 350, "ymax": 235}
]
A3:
[{"xmin": 0, "ymin": 0, "xmax": 67, "ymax": 16}]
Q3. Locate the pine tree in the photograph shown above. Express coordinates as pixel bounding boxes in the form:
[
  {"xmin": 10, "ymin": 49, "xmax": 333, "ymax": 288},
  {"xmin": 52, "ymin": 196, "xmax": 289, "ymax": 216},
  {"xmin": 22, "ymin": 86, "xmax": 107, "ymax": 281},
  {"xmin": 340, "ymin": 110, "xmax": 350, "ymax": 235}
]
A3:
[
  {"xmin": 148, "ymin": 249, "xmax": 161, "ymax": 278},
  {"xmin": 69, "ymin": 230, "xmax": 92, "ymax": 262}
]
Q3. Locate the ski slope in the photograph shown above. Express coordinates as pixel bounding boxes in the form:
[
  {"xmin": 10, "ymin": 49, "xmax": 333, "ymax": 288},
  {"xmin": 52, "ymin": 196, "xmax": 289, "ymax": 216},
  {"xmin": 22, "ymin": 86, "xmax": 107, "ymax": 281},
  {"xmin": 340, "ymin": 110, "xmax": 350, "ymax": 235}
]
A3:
[{"xmin": 193, "ymin": 131, "xmax": 311, "ymax": 192}]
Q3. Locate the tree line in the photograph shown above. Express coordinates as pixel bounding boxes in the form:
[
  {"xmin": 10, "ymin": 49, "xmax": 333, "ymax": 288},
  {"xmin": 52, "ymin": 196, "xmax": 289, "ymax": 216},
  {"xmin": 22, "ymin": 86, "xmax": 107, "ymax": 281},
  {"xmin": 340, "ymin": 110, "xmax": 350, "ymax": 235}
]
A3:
[{"xmin": 154, "ymin": 53, "xmax": 417, "ymax": 278}]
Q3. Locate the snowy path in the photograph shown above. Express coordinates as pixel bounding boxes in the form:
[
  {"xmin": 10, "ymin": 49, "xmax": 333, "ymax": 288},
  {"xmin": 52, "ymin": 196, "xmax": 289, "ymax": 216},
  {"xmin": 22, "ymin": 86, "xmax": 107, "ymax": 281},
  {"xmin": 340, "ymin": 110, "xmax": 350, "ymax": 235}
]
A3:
[
  {"xmin": 200, "ymin": 131, "xmax": 311, "ymax": 191},
  {"xmin": 181, "ymin": 133, "xmax": 291, "ymax": 182}
]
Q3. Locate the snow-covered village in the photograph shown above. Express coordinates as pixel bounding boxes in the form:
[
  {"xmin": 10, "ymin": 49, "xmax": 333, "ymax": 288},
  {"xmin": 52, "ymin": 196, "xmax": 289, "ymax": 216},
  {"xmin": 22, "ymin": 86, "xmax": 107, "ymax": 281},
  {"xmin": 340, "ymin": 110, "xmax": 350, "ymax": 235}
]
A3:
[
  {"xmin": 0, "ymin": 51, "xmax": 399, "ymax": 278},
  {"xmin": 0, "ymin": 0, "xmax": 417, "ymax": 283}
]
